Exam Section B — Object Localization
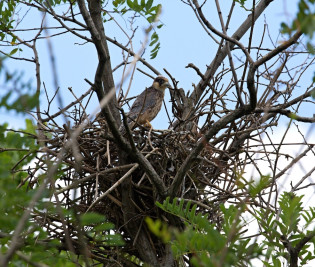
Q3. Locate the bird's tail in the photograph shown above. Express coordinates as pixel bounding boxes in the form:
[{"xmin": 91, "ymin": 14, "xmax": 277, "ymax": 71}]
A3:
[
  {"xmin": 119, "ymin": 124, "xmax": 127, "ymax": 136},
  {"xmin": 119, "ymin": 119, "xmax": 134, "ymax": 136}
]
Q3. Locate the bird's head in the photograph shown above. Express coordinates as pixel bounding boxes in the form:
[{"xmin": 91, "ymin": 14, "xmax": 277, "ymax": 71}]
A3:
[{"xmin": 152, "ymin": 76, "xmax": 172, "ymax": 90}]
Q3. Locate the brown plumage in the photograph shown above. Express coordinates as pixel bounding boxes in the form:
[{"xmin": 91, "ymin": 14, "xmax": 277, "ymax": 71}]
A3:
[{"xmin": 120, "ymin": 76, "xmax": 172, "ymax": 135}]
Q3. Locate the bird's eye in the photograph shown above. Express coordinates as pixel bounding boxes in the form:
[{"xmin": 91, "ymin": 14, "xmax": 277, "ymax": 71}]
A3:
[{"xmin": 158, "ymin": 79, "xmax": 164, "ymax": 86}]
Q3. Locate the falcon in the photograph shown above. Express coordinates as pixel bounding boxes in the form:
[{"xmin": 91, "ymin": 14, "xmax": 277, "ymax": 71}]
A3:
[{"xmin": 120, "ymin": 76, "xmax": 172, "ymax": 135}]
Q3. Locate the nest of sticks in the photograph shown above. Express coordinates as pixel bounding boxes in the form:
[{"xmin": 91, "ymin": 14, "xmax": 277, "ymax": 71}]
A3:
[{"xmin": 25, "ymin": 102, "xmax": 251, "ymax": 259}]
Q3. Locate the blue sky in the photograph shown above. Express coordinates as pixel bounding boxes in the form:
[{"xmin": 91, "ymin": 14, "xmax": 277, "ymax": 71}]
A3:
[{"xmin": 0, "ymin": 0, "xmax": 311, "ymax": 130}]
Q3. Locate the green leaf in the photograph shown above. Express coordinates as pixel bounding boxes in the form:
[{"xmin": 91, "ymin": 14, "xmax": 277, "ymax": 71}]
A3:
[
  {"xmin": 126, "ymin": 0, "xmax": 134, "ymax": 8},
  {"xmin": 113, "ymin": 0, "xmax": 125, "ymax": 7},
  {"xmin": 24, "ymin": 119, "xmax": 37, "ymax": 136},
  {"xmin": 279, "ymin": 192, "xmax": 304, "ymax": 235},
  {"xmin": 272, "ymin": 255, "xmax": 281, "ymax": 267},
  {"xmin": 94, "ymin": 222, "xmax": 115, "ymax": 231},
  {"xmin": 9, "ymin": 47, "xmax": 18, "ymax": 56},
  {"xmin": 145, "ymin": 217, "xmax": 171, "ymax": 243},
  {"xmin": 103, "ymin": 234, "xmax": 125, "ymax": 246},
  {"xmin": 307, "ymin": 41, "xmax": 315, "ymax": 54},
  {"xmin": 80, "ymin": 212, "xmax": 106, "ymax": 225},
  {"xmin": 249, "ymin": 175, "xmax": 270, "ymax": 197},
  {"xmin": 145, "ymin": 0, "xmax": 153, "ymax": 11},
  {"xmin": 149, "ymin": 37, "xmax": 158, "ymax": 46},
  {"xmin": 10, "ymin": 92, "xmax": 39, "ymax": 113},
  {"xmin": 131, "ymin": 0, "xmax": 142, "ymax": 12},
  {"xmin": 280, "ymin": 22, "xmax": 291, "ymax": 34},
  {"xmin": 151, "ymin": 41, "xmax": 160, "ymax": 52}
]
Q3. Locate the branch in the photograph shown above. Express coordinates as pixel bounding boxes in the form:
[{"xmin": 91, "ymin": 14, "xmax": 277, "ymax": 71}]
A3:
[
  {"xmin": 83, "ymin": 81, "xmax": 167, "ymax": 197},
  {"xmin": 86, "ymin": 148, "xmax": 157, "ymax": 212},
  {"xmin": 77, "ymin": 1, "xmax": 168, "ymax": 200},
  {"xmin": 168, "ymin": 105, "xmax": 252, "ymax": 197},
  {"xmin": 275, "ymin": 145, "xmax": 313, "ymax": 180},
  {"xmin": 255, "ymin": 31, "xmax": 303, "ymax": 67},
  {"xmin": 185, "ymin": 63, "xmax": 205, "ymax": 80},
  {"xmin": 77, "ymin": 0, "xmax": 108, "ymax": 99},
  {"xmin": 255, "ymin": 108, "xmax": 315, "ymax": 123},
  {"xmin": 214, "ymin": 0, "xmax": 244, "ymax": 106},
  {"xmin": 44, "ymin": 1, "xmax": 92, "ymax": 43},
  {"xmin": 44, "ymin": 1, "xmax": 160, "ymax": 76},
  {"xmin": 295, "ymin": 230, "xmax": 315, "ymax": 253},
  {"xmin": 281, "ymin": 230, "xmax": 315, "ymax": 267},
  {"xmin": 280, "ymin": 88, "xmax": 314, "ymax": 109},
  {"xmin": 191, "ymin": 0, "xmax": 253, "ymax": 64},
  {"xmin": 190, "ymin": 0, "xmax": 274, "ymax": 104},
  {"xmin": 247, "ymin": 30, "xmax": 303, "ymax": 110},
  {"xmin": 55, "ymin": 163, "xmax": 135, "ymax": 194},
  {"xmin": 42, "ymin": 87, "xmax": 93, "ymax": 122}
]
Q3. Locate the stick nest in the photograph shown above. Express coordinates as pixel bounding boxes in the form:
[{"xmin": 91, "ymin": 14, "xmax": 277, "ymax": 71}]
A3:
[{"xmin": 26, "ymin": 106, "xmax": 249, "ymax": 259}]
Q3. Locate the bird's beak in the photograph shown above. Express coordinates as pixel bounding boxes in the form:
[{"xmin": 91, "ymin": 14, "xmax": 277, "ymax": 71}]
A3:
[{"xmin": 165, "ymin": 82, "xmax": 173, "ymax": 89}]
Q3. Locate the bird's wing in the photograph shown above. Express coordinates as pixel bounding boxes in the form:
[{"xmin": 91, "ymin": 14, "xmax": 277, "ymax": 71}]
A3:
[{"xmin": 128, "ymin": 87, "xmax": 156, "ymax": 118}]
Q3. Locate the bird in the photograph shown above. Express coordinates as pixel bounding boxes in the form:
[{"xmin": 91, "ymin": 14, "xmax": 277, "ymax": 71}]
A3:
[{"xmin": 119, "ymin": 76, "xmax": 172, "ymax": 135}]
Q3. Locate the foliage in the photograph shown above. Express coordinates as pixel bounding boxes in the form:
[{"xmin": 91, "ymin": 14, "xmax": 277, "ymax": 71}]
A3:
[
  {"xmin": 0, "ymin": 122, "xmax": 70, "ymax": 266},
  {"xmin": 255, "ymin": 192, "xmax": 315, "ymax": 267},
  {"xmin": 0, "ymin": 57, "xmax": 38, "ymax": 113},
  {"xmin": 0, "ymin": 0, "xmax": 315, "ymax": 266},
  {"xmin": 236, "ymin": 0, "xmax": 315, "ymax": 54},
  {"xmin": 0, "ymin": 120, "xmax": 38, "ymax": 180},
  {"xmin": 112, "ymin": 0, "xmax": 163, "ymax": 58},
  {"xmin": 151, "ymin": 197, "xmax": 263, "ymax": 266},
  {"xmin": 149, "ymin": 194, "xmax": 315, "ymax": 267},
  {"xmin": 80, "ymin": 212, "xmax": 125, "ymax": 247},
  {"xmin": 0, "ymin": 124, "xmax": 124, "ymax": 265},
  {"xmin": 281, "ymin": 0, "xmax": 315, "ymax": 54},
  {"xmin": 0, "ymin": 0, "xmax": 16, "ymax": 41},
  {"xmin": 0, "ymin": 60, "xmax": 124, "ymax": 266},
  {"xmin": 1, "ymin": 0, "xmax": 163, "ymax": 59}
]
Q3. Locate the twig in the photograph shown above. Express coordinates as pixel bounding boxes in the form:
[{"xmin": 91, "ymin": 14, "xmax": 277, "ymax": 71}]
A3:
[{"xmin": 86, "ymin": 148, "xmax": 157, "ymax": 213}]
